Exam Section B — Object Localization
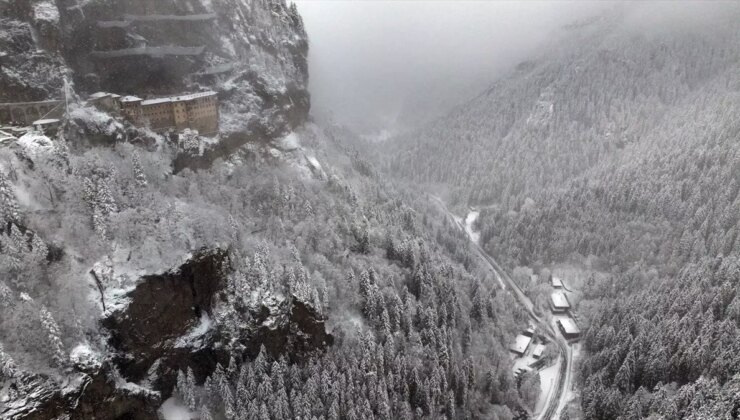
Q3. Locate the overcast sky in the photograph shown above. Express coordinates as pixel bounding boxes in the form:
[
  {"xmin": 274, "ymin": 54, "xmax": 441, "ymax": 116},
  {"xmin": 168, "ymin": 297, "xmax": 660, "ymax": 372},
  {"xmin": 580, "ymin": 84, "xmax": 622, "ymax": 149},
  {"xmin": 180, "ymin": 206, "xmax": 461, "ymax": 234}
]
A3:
[{"xmin": 294, "ymin": 1, "xmax": 614, "ymax": 133}]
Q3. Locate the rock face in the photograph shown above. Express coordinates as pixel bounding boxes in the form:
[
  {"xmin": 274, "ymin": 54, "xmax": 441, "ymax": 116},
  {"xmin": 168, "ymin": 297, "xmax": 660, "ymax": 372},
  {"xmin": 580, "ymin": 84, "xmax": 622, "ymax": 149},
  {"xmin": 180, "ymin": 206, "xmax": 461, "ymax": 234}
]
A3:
[
  {"xmin": 2, "ymin": 366, "xmax": 160, "ymax": 420},
  {"xmin": 103, "ymin": 249, "xmax": 230, "ymax": 389},
  {"xmin": 3, "ymin": 248, "xmax": 333, "ymax": 418},
  {"xmin": 0, "ymin": 1, "xmax": 67, "ymax": 102},
  {"xmin": 1, "ymin": 0, "xmax": 310, "ymax": 139},
  {"xmin": 103, "ymin": 248, "xmax": 333, "ymax": 400}
]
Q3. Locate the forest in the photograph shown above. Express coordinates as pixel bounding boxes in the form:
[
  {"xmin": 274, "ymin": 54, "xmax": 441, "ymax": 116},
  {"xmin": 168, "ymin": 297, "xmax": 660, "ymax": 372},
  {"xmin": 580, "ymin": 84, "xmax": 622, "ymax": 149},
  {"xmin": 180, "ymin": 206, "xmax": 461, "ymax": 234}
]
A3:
[
  {"xmin": 0, "ymin": 117, "xmax": 540, "ymax": 418},
  {"xmin": 383, "ymin": 8, "xmax": 740, "ymax": 419}
]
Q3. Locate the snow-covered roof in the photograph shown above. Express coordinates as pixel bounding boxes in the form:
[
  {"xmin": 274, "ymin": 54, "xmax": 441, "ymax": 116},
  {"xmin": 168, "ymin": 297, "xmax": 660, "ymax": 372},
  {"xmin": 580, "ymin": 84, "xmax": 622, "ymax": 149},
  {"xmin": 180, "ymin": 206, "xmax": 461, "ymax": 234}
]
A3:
[
  {"xmin": 32, "ymin": 119, "xmax": 60, "ymax": 125},
  {"xmin": 510, "ymin": 334, "xmax": 532, "ymax": 354},
  {"xmin": 89, "ymin": 92, "xmax": 111, "ymax": 99},
  {"xmin": 551, "ymin": 277, "xmax": 564, "ymax": 288},
  {"xmin": 121, "ymin": 96, "xmax": 142, "ymax": 103},
  {"xmin": 550, "ymin": 292, "xmax": 570, "ymax": 309},
  {"xmin": 172, "ymin": 91, "xmax": 217, "ymax": 101},
  {"xmin": 558, "ymin": 318, "xmax": 580, "ymax": 335},
  {"xmin": 532, "ymin": 344, "xmax": 546, "ymax": 358},
  {"xmin": 141, "ymin": 91, "xmax": 217, "ymax": 107},
  {"xmin": 141, "ymin": 98, "xmax": 172, "ymax": 106}
]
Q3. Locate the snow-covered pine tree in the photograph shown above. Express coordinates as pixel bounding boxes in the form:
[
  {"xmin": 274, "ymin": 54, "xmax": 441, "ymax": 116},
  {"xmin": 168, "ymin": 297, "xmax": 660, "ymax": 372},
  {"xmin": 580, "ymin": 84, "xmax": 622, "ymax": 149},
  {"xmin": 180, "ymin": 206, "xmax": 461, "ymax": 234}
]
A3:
[
  {"xmin": 0, "ymin": 172, "xmax": 20, "ymax": 225},
  {"xmin": 0, "ymin": 342, "xmax": 17, "ymax": 379},
  {"xmin": 39, "ymin": 306, "xmax": 66, "ymax": 367},
  {"xmin": 132, "ymin": 151, "xmax": 147, "ymax": 189}
]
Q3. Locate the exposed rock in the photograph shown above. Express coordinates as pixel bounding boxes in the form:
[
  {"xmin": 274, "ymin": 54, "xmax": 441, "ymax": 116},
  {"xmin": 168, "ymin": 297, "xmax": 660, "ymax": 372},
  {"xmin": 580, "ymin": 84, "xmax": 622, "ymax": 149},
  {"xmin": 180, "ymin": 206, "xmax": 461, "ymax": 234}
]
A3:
[
  {"xmin": 101, "ymin": 248, "xmax": 333, "ymax": 401},
  {"xmin": 246, "ymin": 294, "xmax": 335, "ymax": 362},
  {"xmin": 1, "ymin": 366, "xmax": 159, "ymax": 420},
  {"xmin": 102, "ymin": 248, "xmax": 230, "ymax": 387}
]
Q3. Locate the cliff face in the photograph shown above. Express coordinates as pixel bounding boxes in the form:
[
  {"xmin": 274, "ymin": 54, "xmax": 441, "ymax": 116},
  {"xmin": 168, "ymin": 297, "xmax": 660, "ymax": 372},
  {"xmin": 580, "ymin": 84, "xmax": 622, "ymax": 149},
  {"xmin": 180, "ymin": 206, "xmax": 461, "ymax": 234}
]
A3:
[
  {"xmin": 1, "ymin": 0, "xmax": 310, "ymax": 137},
  {"xmin": 2, "ymin": 249, "xmax": 332, "ymax": 419}
]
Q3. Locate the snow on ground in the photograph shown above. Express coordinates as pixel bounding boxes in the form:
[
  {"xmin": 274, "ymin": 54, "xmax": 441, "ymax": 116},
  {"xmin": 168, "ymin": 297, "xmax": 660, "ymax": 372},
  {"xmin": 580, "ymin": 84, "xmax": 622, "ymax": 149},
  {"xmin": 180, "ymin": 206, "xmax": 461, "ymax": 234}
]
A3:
[
  {"xmin": 17, "ymin": 132, "xmax": 53, "ymax": 158},
  {"xmin": 279, "ymin": 132, "xmax": 301, "ymax": 150},
  {"xmin": 534, "ymin": 362, "xmax": 560, "ymax": 415},
  {"xmin": 464, "ymin": 210, "xmax": 480, "ymax": 244},
  {"xmin": 159, "ymin": 397, "xmax": 196, "ymax": 420},
  {"xmin": 175, "ymin": 313, "xmax": 213, "ymax": 348},
  {"xmin": 33, "ymin": 1, "xmax": 60, "ymax": 24},
  {"xmin": 70, "ymin": 344, "xmax": 102, "ymax": 371},
  {"xmin": 512, "ymin": 354, "xmax": 535, "ymax": 374},
  {"xmin": 361, "ymin": 129, "xmax": 394, "ymax": 143}
]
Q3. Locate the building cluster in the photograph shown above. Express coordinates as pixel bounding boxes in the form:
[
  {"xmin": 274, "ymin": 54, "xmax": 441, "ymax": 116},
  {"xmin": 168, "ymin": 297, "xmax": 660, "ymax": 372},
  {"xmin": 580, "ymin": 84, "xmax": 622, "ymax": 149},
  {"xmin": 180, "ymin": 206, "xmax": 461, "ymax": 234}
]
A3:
[
  {"xmin": 90, "ymin": 91, "xmax": 219, "ymax": 135},
  {"xmin": 510, "ymin": 326, "xmax": 550, "ymax": 378},
  {"xmin": 549, "ymin": 276, "xmax": 581, "ymax": 341}
]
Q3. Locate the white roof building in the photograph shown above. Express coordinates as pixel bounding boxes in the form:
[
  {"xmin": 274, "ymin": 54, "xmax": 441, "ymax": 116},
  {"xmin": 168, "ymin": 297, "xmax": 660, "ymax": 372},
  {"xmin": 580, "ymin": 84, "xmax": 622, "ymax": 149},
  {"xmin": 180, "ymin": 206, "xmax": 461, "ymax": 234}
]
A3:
[
  {"xmin": 532, "ymin": 344, "xmax": 546, "ymax": 359},
  {"xmin": 550, "ymin": 292, "xmax": 570, "ymax": 310},
  {"xmin": 551, "ymin": 277, "xmax": 564, "ymax": 288},
  {"xmin": 510, "ymin": 334, "xmax": 533, "ymax": 355},
  {"xmin": 558, "ymin": 317, "xmax": 581, "ymax": 337}
]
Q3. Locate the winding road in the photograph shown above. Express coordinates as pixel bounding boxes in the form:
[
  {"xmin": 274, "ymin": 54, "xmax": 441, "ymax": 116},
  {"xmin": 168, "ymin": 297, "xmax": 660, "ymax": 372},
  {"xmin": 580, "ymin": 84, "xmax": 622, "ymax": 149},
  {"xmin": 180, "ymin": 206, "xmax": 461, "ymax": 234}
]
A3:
[{"xmin": 431, "ymin": 196, "xmax": 573, "ymax": 420}]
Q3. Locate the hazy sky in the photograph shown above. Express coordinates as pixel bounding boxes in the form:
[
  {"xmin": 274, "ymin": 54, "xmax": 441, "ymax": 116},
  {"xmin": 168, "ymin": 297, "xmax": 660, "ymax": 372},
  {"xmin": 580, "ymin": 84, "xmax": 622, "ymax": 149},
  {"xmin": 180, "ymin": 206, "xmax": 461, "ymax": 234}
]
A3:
[{"xmin": 294, "ymin": 1, "xmax": 613, "ymax": 132}]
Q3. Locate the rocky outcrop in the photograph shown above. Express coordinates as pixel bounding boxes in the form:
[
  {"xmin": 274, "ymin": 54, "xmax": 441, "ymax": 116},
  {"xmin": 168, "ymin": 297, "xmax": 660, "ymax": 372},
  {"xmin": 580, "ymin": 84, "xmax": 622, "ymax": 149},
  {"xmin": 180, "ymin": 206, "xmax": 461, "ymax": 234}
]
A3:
[
  {"xmin": 1, "ymin": 0, "xmax": 310, "ymax": 142},
  {"xmin": 102, "ymin": 249, "xmax": 230, "ymax": 389},
  {"xmin": 102, "ymin": 248, "xmax": 333, "ymax": 400},
  {"xmin": 246, "ymin": 295, "xmax": 335, "ymax": 363},
  {"xmin": 1, "ymin": 365, "xmax": 159, "ymax": 420},
  {"xmin": 3, "ymin": 247, "xmax": 333, "ymax": 417},
  {"xmin": 0, "ymin": 3, "xmax": 67, "ymax": 103}
]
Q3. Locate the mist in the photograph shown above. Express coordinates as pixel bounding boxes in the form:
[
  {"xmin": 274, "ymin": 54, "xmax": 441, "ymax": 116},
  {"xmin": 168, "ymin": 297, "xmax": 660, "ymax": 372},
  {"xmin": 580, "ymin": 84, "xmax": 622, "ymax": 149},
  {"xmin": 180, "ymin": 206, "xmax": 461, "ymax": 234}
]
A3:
[{"xmin": 295, "ymin": 1, "xmax": 614, "ymax": 134}]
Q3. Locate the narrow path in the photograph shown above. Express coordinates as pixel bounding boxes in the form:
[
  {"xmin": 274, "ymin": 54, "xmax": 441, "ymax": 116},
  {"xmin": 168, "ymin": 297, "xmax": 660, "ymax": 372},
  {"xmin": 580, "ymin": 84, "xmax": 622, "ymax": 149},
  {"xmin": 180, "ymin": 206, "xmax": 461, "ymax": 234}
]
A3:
[{"xmin": 430, "ymin": 196, "xmax": 572, "ymax": 420}]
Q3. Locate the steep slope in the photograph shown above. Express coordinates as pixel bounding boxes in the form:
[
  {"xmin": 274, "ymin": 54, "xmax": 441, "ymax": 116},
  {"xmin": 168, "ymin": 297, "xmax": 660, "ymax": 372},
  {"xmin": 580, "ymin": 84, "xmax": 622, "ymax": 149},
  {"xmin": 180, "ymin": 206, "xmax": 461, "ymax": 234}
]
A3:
[
  {"xmin": 385, "ymin": 5, "xmax": 740, "ymax": 206},
  {"xmin": 379, "ymin": 4, "xmax": 740, "ymax": 419},
  {"xmin": 1, "ymin": 0, "xmax": 309, "ymax": 138},
  {"xmin": 0, "ymin": 112, "xmax": 538, "ymax": 418}
]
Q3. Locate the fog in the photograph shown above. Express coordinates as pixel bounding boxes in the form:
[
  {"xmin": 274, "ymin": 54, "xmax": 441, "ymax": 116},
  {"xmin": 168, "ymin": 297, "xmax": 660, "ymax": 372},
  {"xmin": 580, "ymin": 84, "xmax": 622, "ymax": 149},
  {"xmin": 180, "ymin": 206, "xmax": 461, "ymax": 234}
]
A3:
[{"xmin": 294, "ymin": 1, "xmax": 614, "ymax": 134}]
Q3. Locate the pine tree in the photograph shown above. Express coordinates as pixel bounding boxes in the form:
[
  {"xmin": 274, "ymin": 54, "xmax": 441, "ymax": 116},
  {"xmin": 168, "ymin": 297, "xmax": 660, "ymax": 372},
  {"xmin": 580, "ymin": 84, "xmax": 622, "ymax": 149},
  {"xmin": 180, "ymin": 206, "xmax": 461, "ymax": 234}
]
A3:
[
  {"xmin": 186, "ymin": 367, "xmax": 198, "ymax": 410},
  {"xmin": 132, "ymin": 151, "xmax": 147, "ymax": 189},
  {"xmin": 39, "ymin": 306, "xmax": 66, "ymax": 367},
  {"xmin": 0, "ymin": 342, "xmax": 17, "ymax": 379},
  {"xmin": 199, "ymin": 405, "xmax": 213, "ymax": 420},
  {"xmin": 0, "ymin": 172, "xmax": 19, "ymax": 225}
]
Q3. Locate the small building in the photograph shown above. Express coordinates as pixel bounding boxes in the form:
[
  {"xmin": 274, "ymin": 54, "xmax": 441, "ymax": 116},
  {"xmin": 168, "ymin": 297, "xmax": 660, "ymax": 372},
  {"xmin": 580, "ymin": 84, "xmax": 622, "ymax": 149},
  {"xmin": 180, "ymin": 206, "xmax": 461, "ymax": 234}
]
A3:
[
  {"xmin": 557, "ymin": 317, "xmax": 581, "ymax": 340},
  {"xmin": 551, "ymin": 277, "xmax": 564, "ymax": 288},
  {"xmin": 88, "ymin": 92, "xmax": 122, "ymax": 113},
  {"xmin": 532, "ymin": 344, "xmax": 546, "ymax": 359},
  {"xmin": 550, "ymin": 292, "xmax": 571, "ymax": 314},
  {"xmin": 510, "ymin": 334, "xmax": 533, "ymax": 356},
  {"xmin": 523, "ymin": 326, "xmax": 536, "ymax": 337},
  {"xmin": 32, "ymin": 118, "xmax": 61, "ymax": 135}
]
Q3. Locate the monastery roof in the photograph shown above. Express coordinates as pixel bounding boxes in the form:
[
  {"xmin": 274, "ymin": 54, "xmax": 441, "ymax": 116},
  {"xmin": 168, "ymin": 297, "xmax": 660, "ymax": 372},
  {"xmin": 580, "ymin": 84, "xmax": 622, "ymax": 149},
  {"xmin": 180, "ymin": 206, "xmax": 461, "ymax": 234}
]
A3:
[
  {"xmin": 140, "ymin": 91, "xmax": 217, "ymax": 106},
  {"xmin": 551, "ymin": 277, "xmax": 564, "ymax": 287},
  {"xmin": 121, "ymin": 96, "xmax": 142, "ymax": 103}
]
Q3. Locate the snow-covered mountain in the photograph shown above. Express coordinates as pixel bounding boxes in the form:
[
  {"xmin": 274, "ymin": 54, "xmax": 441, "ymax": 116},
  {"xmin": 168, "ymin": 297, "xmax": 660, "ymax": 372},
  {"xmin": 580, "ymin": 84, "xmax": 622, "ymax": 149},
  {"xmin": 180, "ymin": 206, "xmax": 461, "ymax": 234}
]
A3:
[{"xmin": 1, "ymin": 0, "xmax": 309, "ymax": 138}]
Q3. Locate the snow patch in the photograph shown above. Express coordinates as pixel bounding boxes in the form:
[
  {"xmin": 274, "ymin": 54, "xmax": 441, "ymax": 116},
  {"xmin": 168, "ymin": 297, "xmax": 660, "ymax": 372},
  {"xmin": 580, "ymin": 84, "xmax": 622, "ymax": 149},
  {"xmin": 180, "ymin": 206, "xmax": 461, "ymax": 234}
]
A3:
[
  {"xmin": 17, "ymin": 132, "xmax": 54, "ymax": 158},
  {"xmin": 175, "ymin": 313, "xmax": 213, "ymax": 348},
  {"xmin": 70, "ymin": 343, "xmax": 102, "ymax": 371},
  {"xmin": 464, "ymin": 210, "xmax": 480, "ymax": 244},
  {"xmin": 33, "ymin": 1, "xmax": 60, "ymax": 24},
  {"xmin": 279, "ymin": 132, "xmax": 301, "ymax": 150},
  {"xmin": 159, "ymin": 397, "xmax": 197, "ymax": 420}
]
